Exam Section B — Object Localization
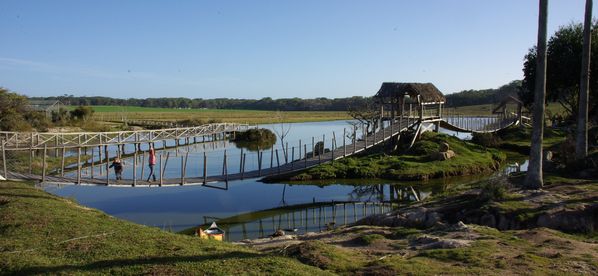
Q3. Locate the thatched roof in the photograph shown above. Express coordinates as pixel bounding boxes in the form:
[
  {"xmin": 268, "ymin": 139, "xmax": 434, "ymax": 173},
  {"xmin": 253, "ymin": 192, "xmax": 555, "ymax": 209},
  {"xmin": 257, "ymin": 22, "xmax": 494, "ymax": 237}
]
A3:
[
  {"xmin": 492, "ymin": 95, "xmax": 523, "ymax": 114},
  {"xmin": 27, "ymin": 100, "xmax": 63, "ymax": 111},
  {"xmin": 374, "ymin": 82, "xmax": 445, "ymax": 104}
]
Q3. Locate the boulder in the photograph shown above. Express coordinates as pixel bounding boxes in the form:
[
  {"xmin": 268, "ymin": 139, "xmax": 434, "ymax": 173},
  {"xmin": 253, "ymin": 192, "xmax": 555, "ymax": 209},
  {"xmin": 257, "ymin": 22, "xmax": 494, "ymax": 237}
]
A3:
[
  {"xmin": 439, "ymin": 142, "xmax": 450, "ymax": 152},
  {"xmin": 429, "ymin": 150, "xmax": 456, "ymax": 161}
]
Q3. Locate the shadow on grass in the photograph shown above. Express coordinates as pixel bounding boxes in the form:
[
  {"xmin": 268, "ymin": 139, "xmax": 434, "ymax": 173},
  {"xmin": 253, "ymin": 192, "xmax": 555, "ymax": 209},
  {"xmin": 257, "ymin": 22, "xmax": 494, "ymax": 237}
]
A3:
[{"xmin": 13, "ymin": 251, "xmax": 264, "ymax": 274}]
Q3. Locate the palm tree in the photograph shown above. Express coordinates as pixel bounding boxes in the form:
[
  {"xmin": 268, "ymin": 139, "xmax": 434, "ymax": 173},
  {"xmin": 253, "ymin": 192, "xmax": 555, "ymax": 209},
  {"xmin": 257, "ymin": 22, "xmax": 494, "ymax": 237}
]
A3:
[
  {"xmin": 576, "ymin": 0, "xmax": 592, "ymax": 160},
  {"xmin": 526, "ymin": 0, "xmax": 549, "ymax": 189}
]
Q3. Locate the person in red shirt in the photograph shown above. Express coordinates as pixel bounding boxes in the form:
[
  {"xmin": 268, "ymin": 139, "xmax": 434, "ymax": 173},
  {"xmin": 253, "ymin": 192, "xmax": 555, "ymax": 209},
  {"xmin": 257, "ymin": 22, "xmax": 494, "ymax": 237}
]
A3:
[{"xmin": 147, "ymin": 144, "xmax": 157, "ymax": 182}]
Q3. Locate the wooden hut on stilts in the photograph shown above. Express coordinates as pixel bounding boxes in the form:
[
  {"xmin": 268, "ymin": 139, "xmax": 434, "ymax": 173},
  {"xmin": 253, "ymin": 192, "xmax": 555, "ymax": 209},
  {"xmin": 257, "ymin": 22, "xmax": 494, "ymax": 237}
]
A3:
[{"xmin": 374, "ymin": 82, "xmax": 446, "ymax": 146}]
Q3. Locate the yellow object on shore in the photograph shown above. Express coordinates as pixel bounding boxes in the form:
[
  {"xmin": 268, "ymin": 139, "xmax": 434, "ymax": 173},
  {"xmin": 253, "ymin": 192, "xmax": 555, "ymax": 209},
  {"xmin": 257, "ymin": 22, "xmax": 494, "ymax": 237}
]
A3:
[{"xmin": 197, "ymin": 222, "xmax": 225, "ymax": 241}]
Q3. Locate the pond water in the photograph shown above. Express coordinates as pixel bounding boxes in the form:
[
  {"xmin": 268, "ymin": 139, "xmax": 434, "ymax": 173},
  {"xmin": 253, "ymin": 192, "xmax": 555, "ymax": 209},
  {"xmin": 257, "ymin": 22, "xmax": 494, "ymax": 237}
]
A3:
[{"xmin": 46, "ymin": 120, "xmax": 520, "ymax": 241}]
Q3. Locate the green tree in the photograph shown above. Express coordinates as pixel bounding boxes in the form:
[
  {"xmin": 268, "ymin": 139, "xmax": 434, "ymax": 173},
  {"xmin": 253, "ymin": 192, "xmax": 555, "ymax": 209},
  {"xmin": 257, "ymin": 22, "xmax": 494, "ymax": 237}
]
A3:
[
  {"xmin": 70, "ymin": 106, "xmax": 95, "ymax": 121},
  {"xmin": 521, "ymin": 21, "xmax": 598, "ymax": 122},
  {"xmin": 0, "ymin": 88, "xmax": 33, "ymax": 131}
]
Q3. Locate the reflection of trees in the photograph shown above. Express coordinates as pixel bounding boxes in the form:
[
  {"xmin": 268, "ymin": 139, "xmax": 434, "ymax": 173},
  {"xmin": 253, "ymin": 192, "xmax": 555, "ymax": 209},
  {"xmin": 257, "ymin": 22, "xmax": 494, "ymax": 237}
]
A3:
[{"xmin": 349, "ymin": 184, "xmax": 384, "ymax": 201}]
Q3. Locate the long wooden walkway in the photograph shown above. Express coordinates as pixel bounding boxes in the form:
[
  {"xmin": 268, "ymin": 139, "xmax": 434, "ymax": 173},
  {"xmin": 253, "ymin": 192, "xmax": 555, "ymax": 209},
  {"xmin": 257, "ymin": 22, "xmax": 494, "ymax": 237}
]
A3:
[
  {"xmin": 7, "ymin": 117, "xmax": 420, "ymax": 186},
  {"xmin": 2, "ymin": 115, "xmax": 519, "ymax": 187}
]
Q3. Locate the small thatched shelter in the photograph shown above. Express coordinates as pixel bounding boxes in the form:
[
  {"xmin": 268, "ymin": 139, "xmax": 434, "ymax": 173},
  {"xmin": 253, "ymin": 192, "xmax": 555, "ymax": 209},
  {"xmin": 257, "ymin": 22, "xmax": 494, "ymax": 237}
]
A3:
[{"xmin": 374, "ymin": 82, "xmax": 445, "ymax": 121}]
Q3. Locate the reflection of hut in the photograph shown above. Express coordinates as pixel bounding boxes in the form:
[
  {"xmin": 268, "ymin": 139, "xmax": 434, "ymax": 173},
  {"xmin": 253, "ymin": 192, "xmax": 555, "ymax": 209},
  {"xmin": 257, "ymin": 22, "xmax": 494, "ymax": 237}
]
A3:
[
  {"xmin": 492, "ymin": 95, "xmax": 523, "ymax": 123},
  {"xmin": 27, "ymin": 100, "xmax": 64, "ymax": 119},
  {"xmin": 374, "ymin": 82, "xmax": 446, "ymax": 129}
]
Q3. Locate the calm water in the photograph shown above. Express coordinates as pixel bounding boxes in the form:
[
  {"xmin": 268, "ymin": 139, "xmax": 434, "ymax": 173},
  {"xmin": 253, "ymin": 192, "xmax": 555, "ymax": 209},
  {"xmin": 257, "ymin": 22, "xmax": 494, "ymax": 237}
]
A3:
[{"xmin": 46, "ymin": 120, "xmax": 514, "ymax": 241}]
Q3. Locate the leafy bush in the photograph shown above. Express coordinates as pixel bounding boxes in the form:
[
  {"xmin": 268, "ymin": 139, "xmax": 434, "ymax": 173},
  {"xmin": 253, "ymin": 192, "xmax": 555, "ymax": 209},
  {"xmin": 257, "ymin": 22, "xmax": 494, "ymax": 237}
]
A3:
[
  {"xmin": 70, "ymin": 106, "xmax": 94, "ymax": 121},
  {"xmin": 479, "ymin": 177, "xmax": 510, "ymax": 202}
]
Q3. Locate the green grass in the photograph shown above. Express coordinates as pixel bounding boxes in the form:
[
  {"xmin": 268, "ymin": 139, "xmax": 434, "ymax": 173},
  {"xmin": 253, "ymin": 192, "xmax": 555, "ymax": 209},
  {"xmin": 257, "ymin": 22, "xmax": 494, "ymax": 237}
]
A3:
[
  {"xmin": 0, "ymin": 181, "xmax": 328, "ymax": 275},
  {"xmin": 78, "ymin": 105, "xmax": 351, "ymax": 124},
  {"xmin": 290, "ymin": 132, "xmax": 507, "ymax": 181}
]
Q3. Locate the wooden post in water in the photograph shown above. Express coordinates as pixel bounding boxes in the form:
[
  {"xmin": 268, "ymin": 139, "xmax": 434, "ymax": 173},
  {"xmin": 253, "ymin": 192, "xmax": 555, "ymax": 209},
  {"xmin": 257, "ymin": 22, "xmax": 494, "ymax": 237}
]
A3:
[
  {"xmin": 304, "ymin": 144, "xmax": 307, "ymax": 168},
  {"xmin": 285, "ymin": 142, "xmax": 289, "ymax": 164},
  {"xmin": 159, "ymin": 154, "xmax": 163, "ymax": 187},
  {"xmin": 98, "ymin": 146, "xmax": 103, "ymax": 175},
  {"xmin": 77, "ymin": 147, "xmax": 81, "ymax": 185},
  {"xmin": 90, "ymin": 147, "xmax": 95, "ymax": 179},
  {"xmin": 257, "ymin": 150, "xmax": 262, "ymax": 176},
  {"xmin": 41, "ymin": 145, "xmax": 47, "ymax": 183},
  {"xmin": 275, "ymin": 149, "xmax": 280, "ymax": 174},
  {"xmin": 140, "ymin": 151, "xmax": 145, "ymax": 181},
  {"xmin": 312, "ymin": 136, "xmax": 315, "ymax": 158},
  {"xmin": 270, "ymin": 146, "xmax": 274, "ymax": 171},
  {"xmin": 353, "ymin": 125, "xmax": 356, "ymax": 154},
  {"xmin": 105, "ymin": 146, "xmax": 109, "ymax": 185},
  {"xmin": 291, "ymin": 147, "xmax": 295, "ymax": 170},
  {"xmin": 202, "ymin": 152, "xmax": 208, "ymax": 184},
  {"xmin": 298, "ymin": 139, "xmax": 302, "ymax": 161},
  {"xmin": 60, "ymin": 147, "xmax": 66, "ymax": 177},
  {"xmin": 241, "ymin": 153, "xmax": 246, "ymax": 179},
  {"xmin": 239, "ymin": 149, "xmax": 244, "ymax": 173},
  {"xmin": 180, "ymin": 155, "xmax": 184, "ymax": 185},
  {"xmin": 133, "ymin": 151, "xmax": 137, "ymax": 186}
]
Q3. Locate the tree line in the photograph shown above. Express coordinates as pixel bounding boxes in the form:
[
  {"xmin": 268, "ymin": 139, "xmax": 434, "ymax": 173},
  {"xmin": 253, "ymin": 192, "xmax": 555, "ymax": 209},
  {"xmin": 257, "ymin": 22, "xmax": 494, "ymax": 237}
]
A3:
[{"xmin": 29, "ymin": 96, "xmax": 373, "ymax": 111}]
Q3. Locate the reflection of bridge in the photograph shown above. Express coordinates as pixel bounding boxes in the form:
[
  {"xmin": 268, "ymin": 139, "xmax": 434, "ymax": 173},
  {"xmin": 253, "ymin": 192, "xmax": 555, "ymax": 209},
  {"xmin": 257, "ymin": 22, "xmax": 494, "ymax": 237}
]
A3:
[
  {"xmin": 187, "ymin": 200, "xmax": 395, "ymax": 241},
  {"xmin": 0, "ymin": 83, "xmax": 522, "ymax": 186}
]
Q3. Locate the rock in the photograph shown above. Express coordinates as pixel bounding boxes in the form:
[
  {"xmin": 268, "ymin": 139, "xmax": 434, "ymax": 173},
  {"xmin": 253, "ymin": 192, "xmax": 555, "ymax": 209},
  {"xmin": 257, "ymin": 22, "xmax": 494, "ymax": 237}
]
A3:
[
  {"xmin": 410, "ymin": 235, "xmax": 471, "ymax": 249},
  {"xmin": 439, "ymin": 142, "xmax": 450, "ymax": 152},
  {"xmin": 429, "ymin": 150, "xmax": 456, "ymax": 161},
  {"xmin": 424, "ymin": 212, "xmax": 442, "ymax": 227},
  {"xmin": 271, "ymin": 229, "xmax": 286, "ymax": 237},
  {"xmin": 405, "ymin": 207, "xmax": 428, "ymax": 225},
  {"xmin": 480, "ymin": 213, "xmax": 496, "ymax": 228}
]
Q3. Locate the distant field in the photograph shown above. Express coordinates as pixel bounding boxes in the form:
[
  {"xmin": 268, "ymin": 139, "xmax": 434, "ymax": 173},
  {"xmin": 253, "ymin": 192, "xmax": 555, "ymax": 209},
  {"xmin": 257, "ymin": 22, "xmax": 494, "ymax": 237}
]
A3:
[
  {"xmin": 80, "ymin": 105, "xmax": 351, "ymax": 124},
  {"xmin": 77, "ymin": 103, "xmax": 567, "ymax": 125}
]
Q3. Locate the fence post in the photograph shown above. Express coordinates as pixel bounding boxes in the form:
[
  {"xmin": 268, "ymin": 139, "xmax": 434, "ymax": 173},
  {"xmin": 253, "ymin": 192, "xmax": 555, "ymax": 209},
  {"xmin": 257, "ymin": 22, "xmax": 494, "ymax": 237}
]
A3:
[
  {"xmin": 105, "ymin": 146, "xmax": 109, "ymax": 185},
  {"xmin": 1, "ymin": 141, "xmax": 6, "ymax": 179},
  {"xmin": 304, "ymin": 144, "xmax": 307, "ymax": 168},
  {"xmin": 77, "ymin": 147, "xmax": 81, "ymax": 185},
  {"xmin": 159, "ymin": 154, "xmax": 163, "ymax": 187},
  {"xmin": 41, "ymin": 145, "xmax": 47, "ymax": 183},
  {"xmin": 275, "ymin": 149, "xmax": 280, "ymax": 174},
  {"xmin": 133, "ymin": 151, "xmax": 137, "ymax": 187},
  {"xmin": 203, "ymin": 152, "xmax": 207, "ymax": 184}
]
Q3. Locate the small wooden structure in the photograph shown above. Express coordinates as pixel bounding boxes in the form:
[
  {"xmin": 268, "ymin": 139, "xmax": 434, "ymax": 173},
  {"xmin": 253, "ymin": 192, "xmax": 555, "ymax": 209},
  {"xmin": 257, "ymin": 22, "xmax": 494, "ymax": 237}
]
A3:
[
  {"xmin": 492, "ymin": 95, "xmax": 523, "ymax": 124},
  {"xmin": 374, "ymin": 82, "xmax": 446, "ymax": 131},
  {"xmin": 27, "ymin": 100, "xmax": 64, "ymax": 119}
]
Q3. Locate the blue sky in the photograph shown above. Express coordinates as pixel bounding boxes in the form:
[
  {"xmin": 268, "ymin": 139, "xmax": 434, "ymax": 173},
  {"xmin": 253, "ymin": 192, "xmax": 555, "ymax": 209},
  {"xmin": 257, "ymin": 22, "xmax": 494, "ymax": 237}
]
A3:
[{"xmin": 0, "ymin": 0, "xmax": 594, "ymax": 99}]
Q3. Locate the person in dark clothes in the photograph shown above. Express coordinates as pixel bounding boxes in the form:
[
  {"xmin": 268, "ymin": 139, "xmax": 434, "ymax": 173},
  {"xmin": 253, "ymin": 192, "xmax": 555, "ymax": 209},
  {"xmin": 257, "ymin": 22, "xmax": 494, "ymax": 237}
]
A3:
[{"xmin": 109, "ymin": 157, "xmax": 123, "ymax": 180}]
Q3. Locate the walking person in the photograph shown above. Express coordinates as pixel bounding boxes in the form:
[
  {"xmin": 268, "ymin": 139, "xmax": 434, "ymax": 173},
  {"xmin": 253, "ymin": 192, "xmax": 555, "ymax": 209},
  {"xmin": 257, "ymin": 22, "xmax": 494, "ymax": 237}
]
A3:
[
  {"xmin": 109, "ymin": 157, "xmax": 124, "ymax": 180},
  {"xmin": 147, "ymin": 144, "xmax": 157, "ymax": 182}
]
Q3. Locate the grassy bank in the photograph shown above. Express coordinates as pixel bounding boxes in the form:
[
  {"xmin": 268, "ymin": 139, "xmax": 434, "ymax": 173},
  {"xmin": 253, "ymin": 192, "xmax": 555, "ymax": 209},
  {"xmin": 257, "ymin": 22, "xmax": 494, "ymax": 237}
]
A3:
[
  {"xmin": 82, "ymin": 105, "xmax": 351, "ymax": 124},
  {"xmin": 287, "ymin": 132, "xmax": 506, "ymax": 181},
  {"xmin": 473, "ymin": 125, "xmax": 567, "ymax": 154},
  {"xmin": 0, "ymin": 181, "xmax": 327, "ymax": 275},
  {"xmin": 247, "ymin": 175, "xmax": 598, "ymax": 275}
]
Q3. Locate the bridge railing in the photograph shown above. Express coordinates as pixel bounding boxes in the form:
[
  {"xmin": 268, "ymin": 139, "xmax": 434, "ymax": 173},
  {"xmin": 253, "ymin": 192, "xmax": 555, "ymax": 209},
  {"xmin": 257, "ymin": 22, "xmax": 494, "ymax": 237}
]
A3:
[{"xmin": 0, "ymin": 123, "xmax": 248, "ymax": 150}]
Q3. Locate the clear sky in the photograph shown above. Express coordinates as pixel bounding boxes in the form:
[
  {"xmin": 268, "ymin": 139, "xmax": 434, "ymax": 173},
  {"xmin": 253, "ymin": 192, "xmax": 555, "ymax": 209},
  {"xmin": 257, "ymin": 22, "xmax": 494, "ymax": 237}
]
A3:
[{"xmin": 0, "ymin": 0, "xmax": 594, "ymax": 99}]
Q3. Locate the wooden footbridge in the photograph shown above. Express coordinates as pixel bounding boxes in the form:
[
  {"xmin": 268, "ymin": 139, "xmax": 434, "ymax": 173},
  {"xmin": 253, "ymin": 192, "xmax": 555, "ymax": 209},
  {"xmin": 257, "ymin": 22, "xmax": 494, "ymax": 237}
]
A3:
[{"xmin": 0, "ymin": 83, "xmax": 523, "ymax": 187}]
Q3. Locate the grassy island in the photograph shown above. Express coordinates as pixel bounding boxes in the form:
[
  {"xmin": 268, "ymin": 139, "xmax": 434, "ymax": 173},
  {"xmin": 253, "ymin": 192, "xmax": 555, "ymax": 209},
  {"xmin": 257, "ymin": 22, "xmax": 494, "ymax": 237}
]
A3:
[{"xmin": 287, "ymin": 132, "xmax": 507, "ymax": 181}]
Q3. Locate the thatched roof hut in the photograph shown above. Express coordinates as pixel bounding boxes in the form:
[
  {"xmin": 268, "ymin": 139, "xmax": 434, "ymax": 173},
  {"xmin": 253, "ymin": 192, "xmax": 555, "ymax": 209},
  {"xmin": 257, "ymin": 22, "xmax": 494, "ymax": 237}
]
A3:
[{"xmin": 374, "ymin": 82, "xmax": 445, "ymax": 104}]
